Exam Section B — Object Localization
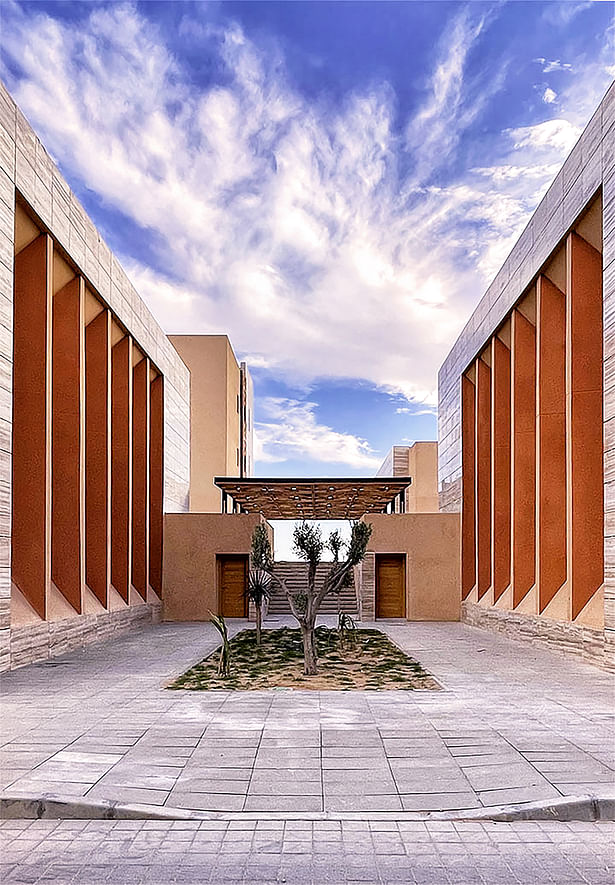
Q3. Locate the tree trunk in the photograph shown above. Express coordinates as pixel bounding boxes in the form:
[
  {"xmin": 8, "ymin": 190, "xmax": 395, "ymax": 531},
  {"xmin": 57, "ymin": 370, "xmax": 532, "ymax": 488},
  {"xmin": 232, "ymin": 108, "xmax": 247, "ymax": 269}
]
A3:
[
  {"xmin": 300, "ymin": 620, "xmax": 318, "ymax": 675},
  {"xmin": 256, "ymin": 604, "xmax": 262, "ymax": 646}
]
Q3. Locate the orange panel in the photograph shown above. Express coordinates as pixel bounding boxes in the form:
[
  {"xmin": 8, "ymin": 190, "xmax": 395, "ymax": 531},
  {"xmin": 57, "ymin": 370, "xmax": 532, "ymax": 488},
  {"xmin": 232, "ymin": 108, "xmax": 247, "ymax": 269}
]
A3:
[
  {"xmin": 12, "ymin": 234, "xmax": 52, "ymax": 619},
  {"xmin": 511, "ymin": 310, "xmax": 536, "ymax": 606},
  {"xmin": 85, "ymin": 310, "xmax": 111, "ymax": 606},
  {"xmin": 111, "ymin": 337, "xmax": 132, "ymax": 601},
  {"xmin": 567, "ymin": 232, "xmax": 603, "ymax": 618},
  {"xmin": 149, "ymin": 375, "xmax": 164, "ymax": 595},
  {"xmin": 491, "ymin": 337, "xmax": 511, "ymax": 602},
  {"xmin": 461, "ymin": 375, "xmax": 476, "ymax": 599},
  {"xmin": 51, "ymin": 276, "xmax": 84, "ymax": 612},
  {"xmin": 536, "ymin": 275, "xmax": 566, "ymax": 612},
  {"xmin": 475, "ymin": 357, "xmax": 491, "ymax": 599},
  {"xmin": 131, "ymin": 358, "xmax": 149, "ymax": 600}
]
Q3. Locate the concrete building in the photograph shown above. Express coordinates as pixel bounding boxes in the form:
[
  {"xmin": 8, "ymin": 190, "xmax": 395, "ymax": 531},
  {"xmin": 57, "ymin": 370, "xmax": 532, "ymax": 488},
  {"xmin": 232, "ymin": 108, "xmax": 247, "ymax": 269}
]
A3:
[
  {"xmin": 0, "ymin": 82, "xmax": 193, "ymax": 670},
  {"xmin": 438, "ymin": 82, "xmax": 614, "ymax": 669},
  {"xmin": 377, "ymin": 443, "xmax": 439, "ymax": 512},
  {"xmin": 168, "ymin": 336, "xmax": 254, "ymax": 513}
]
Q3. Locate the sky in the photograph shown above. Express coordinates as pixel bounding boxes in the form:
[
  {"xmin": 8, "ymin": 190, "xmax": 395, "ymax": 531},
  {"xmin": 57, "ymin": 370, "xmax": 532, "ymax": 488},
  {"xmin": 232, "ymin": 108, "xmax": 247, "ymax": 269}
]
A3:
[{"xmin": 2, "ymin": 1, "xmax": 614, "ymax": 485}]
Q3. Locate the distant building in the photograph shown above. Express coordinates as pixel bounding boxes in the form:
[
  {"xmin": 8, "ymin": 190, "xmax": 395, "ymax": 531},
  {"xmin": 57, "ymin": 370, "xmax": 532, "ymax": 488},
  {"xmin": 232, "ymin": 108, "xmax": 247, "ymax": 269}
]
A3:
[
  {"xmin": 377, "ymin": 443, "xmax": 439, "ymax": 512},
  {"xmin": 168, "ymin": 336, "xmax": 254, "ymax": 513}
]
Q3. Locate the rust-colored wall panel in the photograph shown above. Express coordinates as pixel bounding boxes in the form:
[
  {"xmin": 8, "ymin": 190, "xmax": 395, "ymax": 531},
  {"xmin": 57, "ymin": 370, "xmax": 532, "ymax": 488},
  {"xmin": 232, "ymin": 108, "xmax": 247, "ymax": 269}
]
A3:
[
  {"xmin": 12, "ymin": 234, "xmax": 52, "ymax": 619},
  {"xmin": 475, "ymin": 357, "xmax": 491, "ymax": 599},
  {"xmin": 567, "ymin": 232, "xmax": 604, "ymax": 618},
  {"xmin": 149, "ymin": 375, "xmax": 164, "ymax": 596},
  {"xmin": 461, "ymin": 375, "xmax": 476, "ymax": 599},
  {"xmin": 491, "ymin": 337, "xmax": 511, "ymax": 602},
  {"xmin": 536, "ymin": 275, "xmax": 567, "ymax": 612},
  {"xmin": 85, "ymin": 310, "xmax": 111, "ymax": 606},
  {"xmin": 111, "ymin": 337, "xmax": 132, "ymax": 601},
  {"xmin": 132, "ymin": 358, "xmax": 149, "ymax": 600},
  {"xmin": 51, "ymin": 276, "xmax": 84, "ymax": 612},
  {"xmin": 511, "ymin": 309, "xmax": 536, "ymax": 606}
]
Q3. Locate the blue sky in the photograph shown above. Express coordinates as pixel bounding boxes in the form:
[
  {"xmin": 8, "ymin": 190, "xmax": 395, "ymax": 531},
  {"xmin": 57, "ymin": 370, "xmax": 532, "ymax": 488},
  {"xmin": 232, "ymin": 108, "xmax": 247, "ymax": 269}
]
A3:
[{"xmin": 2, "ymin": 0, "xmax": 613, "ymax": 479}]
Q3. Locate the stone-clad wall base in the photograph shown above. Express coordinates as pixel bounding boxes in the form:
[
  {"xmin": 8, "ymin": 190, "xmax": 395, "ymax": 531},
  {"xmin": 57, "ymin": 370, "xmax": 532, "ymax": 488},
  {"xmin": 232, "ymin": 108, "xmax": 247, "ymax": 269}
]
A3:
[
  {"xmin": 5, "ymin": 603, "xmax": 161, "ymax": 671},
  {"xmin": 462, "ymin": 601, "xmax": 611, "ymax": 671}
]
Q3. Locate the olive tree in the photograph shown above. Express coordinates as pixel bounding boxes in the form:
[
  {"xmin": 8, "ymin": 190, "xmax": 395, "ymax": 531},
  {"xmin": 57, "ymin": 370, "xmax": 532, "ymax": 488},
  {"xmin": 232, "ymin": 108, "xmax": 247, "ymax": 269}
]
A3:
[{"xmin": 251, "ymin": 520, "xmax": 372, "ymax": 675}]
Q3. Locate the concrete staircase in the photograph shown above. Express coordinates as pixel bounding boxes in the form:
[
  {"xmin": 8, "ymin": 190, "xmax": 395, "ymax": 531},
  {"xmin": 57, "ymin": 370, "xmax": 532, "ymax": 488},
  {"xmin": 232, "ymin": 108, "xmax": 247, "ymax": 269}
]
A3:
[{"xmin": 266, "ymin": 561, "xmax": 358, "ymax": 616}]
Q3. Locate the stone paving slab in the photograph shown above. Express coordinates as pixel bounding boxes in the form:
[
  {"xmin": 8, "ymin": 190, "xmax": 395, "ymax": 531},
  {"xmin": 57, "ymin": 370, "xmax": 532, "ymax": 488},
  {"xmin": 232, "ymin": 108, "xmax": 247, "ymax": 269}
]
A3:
[
  {"xmin": 1, "ymin": 619, "xmax": 614, "ymax": 817},
  {"xmin": 0, "ymin": 818, "xmax": 613, "ymax": 884}
]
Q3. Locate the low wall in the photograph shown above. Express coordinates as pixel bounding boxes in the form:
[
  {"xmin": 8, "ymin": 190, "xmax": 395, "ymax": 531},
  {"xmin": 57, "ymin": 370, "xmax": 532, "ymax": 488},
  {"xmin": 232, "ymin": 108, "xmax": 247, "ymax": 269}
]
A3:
[
  {"xmin": 462, "ymin": 601, "xmax": 611, "ymax": 670},
  {"xmin": 6, "ymin": 602, "xmax": 161, "ymax": 671},
  {"xmin": 163, "ymin": 513, "xmax": 270, "ymax": 621},
  {"xmin": 360, "ymin": 513, "xmax": 461, "ymax": 621}
]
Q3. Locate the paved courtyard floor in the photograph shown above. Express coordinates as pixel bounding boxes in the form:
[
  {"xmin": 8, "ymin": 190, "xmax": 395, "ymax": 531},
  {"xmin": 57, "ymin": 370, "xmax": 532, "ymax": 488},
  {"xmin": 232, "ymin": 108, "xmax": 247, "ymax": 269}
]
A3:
[
  {"xmin": 1, "ymin": 817, "xmax": 613, "ymax": 884},
  {"xmin": 1, "ymin": 619, "xmax": 614, "ymax": 815}
]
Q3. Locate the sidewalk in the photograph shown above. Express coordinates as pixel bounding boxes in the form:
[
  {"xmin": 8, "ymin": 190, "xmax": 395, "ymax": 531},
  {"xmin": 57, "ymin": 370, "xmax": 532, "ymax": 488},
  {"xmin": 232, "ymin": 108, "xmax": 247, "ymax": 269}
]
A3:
[{"xmin": 1, "ymin": 619, "xmax": 613, "ymax": 815}]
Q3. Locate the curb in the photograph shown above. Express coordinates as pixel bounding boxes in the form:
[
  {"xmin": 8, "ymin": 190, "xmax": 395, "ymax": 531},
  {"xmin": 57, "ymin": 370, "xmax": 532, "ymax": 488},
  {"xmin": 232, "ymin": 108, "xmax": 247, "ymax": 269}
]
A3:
[{"xmin": 1, "ymin": 792, "xmax": 614, "ymax": 822}]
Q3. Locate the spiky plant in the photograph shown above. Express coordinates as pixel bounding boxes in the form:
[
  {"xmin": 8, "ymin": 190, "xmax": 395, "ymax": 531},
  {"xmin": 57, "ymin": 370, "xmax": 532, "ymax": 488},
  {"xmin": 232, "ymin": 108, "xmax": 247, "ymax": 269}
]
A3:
[{"xmin": 209, "ymin": 612, "xmax": 231, "ymax": 677}]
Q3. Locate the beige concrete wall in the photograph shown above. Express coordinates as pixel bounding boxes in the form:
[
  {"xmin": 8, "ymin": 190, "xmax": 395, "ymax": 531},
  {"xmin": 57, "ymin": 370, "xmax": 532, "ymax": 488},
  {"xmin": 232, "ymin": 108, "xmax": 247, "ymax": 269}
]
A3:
[
  {"xmin": 376, "ymin": 442, "xmax": 439, "ymax": 513},
  {"xmin": 365, "ymin": 513, "xmax": 460, "ymax": 621},
  {"xmin": 168, "ymin": 335, "xmax": 243, "ymax": 513},
  {"xmin": 407, "ymin": 442, "xmax": 439, "ymax": 512},
  {"xmin": 226, "ymin": 344, "xmax": 241, "ymax": 477},
  {"xmin": 163, "ymin": 513, "xmax": 271, "ymax": 621}
]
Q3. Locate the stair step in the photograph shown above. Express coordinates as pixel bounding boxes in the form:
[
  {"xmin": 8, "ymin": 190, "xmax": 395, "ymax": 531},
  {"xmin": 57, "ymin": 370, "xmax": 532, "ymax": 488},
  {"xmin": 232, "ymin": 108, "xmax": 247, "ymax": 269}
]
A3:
[{"xmin": 265, "ymin": 561, "xmax": 358, "ymax": 615}]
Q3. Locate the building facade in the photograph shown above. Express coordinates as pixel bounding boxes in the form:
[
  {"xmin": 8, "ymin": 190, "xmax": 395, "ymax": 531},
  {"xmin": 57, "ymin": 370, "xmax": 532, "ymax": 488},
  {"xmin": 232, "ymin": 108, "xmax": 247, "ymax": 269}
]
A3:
[
  {"xmin": 167, "ymin": 335, "xmax": 254, "ymax": 513},
  {"xmin": 438, "ymin": 83, "xmax": 614, "ymax": 669},
  {"xmin": 377, "ymin": 442, "xmax": 439, "ymax": 512},
  {"xmin": 0, "ymin": 82, "xmax": 191, "ymax": 671}
]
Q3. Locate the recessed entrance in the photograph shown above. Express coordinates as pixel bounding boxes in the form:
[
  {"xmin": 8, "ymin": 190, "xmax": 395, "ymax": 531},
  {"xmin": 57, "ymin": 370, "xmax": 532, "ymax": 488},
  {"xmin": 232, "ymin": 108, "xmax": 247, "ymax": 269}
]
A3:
[
  {"xmin": 376, "ymin": 554, "xmax": 406, "ymax": 618},
  {"xmin": 218, "ymin": 555, "xmax": 248, "ymax": 618}
]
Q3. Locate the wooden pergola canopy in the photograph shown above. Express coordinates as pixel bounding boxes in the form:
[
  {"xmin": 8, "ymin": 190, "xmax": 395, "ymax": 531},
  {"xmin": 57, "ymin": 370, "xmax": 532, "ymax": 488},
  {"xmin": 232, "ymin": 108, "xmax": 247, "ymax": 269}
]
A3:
[{"xmin": 214, "ymin": 476, "xmax": 412, "ymax": 520}]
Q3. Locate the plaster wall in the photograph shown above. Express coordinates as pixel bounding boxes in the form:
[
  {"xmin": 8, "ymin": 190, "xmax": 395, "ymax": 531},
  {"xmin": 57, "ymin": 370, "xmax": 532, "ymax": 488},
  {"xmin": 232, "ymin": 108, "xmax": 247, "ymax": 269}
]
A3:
[
  {"xmin": 364, "ymin": 513, "xmax": 460, "ymax": 621},
  {"xmin": 163, "ymin": 513, "xmax": 271, "ymax": 621},
  {"xmin": 168, "ymin": 335, "xmax": 243, "ymax": 513}
]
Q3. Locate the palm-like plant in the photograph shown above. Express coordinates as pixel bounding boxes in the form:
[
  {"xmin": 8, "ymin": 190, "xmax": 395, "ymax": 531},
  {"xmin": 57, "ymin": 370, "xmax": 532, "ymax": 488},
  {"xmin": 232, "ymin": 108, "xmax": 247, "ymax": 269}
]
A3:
[
  {"xmin": 209, "ymin": 612, "xmax": 231, "ymax": 677},
  {"xmin": 247, "ymin": 568, "xmax": 272, "ymax": 646},
  {"xmin": 249, "ymin": 524, "xmax": 274, "ymax": 646}
]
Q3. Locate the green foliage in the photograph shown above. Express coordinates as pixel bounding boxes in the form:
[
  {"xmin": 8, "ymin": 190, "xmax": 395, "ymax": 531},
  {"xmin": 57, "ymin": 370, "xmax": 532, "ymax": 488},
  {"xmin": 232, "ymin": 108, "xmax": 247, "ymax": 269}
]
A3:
[
  {"xmin": 251, "ymin": 524, "xmax": 273, "ymax": 570},
  {"xmin": 293, "ymin": 521, "xmax": 324, "ymax": 566},
  {"xmin": 338, "ymin": 612, "xmax": 357, "ymax": 649},
  {"xmin": 246, "ymin": 568, "xmax": 272, "ymax": 608},
  {"xmin": 347, "ymin": 521, "xmax": 373, "ymax": 566},
  {"xmin": 293, "ymin": 592, "xmax": 308, "ymax": 614},
  {"xmin": 209, "ymin": 612, "xmax": 231, "ymax": 678},
  {"xmin": 327, "ymin": 529, "xmax": 344, "ymax": 561}
]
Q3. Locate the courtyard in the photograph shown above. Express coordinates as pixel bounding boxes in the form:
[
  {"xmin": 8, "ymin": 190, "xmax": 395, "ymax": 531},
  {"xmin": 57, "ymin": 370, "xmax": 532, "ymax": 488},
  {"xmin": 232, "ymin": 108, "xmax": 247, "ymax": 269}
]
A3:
[
  {"xmin": 1, "ymin": 619, "xmax": 613, "ymax": 815},
  {"xmin": 1, "ymin": 618, "xmax": 614, "ymax": 883}
]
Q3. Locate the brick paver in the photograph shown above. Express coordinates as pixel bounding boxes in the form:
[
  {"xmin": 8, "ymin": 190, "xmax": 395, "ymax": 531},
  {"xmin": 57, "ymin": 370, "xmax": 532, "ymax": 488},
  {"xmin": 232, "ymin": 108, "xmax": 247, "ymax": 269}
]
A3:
[
  {"xmin": 0, "ymin": 818, "xmax": 613, "ymax": 884},
  {"xmin": 1, "ymin": 619, "xmax": 613, "ymax": 815}
]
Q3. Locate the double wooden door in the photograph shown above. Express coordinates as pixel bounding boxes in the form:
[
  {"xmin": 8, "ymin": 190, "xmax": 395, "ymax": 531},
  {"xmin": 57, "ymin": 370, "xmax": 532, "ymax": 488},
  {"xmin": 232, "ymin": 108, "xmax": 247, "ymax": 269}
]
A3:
[
  {"xmin": 218, "ymin": 555, "xmax": 248, "ymax": 617},
  {"xmin": 376, "ymin": 554, "xmax": 406, "ymax": 618}
]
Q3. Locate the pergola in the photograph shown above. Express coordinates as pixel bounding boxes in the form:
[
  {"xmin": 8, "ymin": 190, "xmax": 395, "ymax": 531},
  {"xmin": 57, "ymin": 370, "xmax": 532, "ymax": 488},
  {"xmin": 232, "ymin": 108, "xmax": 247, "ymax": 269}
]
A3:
[{"xmin": 214, "ymin": 476, "xmax": 412, "ymax": 520}]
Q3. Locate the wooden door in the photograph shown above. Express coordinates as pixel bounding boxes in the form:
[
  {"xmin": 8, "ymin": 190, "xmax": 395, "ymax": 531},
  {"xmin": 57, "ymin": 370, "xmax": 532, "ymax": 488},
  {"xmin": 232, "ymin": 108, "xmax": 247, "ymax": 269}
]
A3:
[
  {"xmin": 376, "ymin": 554, "xmax": 406, "ymax": 618},
  {"xmin": 219, "ymin": 555, "xmax": 248, "ymax": 617}
]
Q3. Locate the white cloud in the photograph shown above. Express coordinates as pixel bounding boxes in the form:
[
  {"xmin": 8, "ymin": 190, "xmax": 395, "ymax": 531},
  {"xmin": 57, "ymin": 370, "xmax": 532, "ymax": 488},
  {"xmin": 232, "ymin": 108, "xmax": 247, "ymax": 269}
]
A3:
[
  {"xmin": 508, "ymin": 118, "xmax": 582, "ymax": 153},
  {"xmin": 542, "ymin": 87, "xmax": 557, "ymax": 104},
  {"xmin": 255, "ymin": 398, "xmax": 382, "ymax": 470},
  {"xmin": 534, "ymin": 57, "xmax": 573, "ymax": 73},
  {"xmin": 1, "ymin": 3, "xmax": 612, "ymax": 411}
]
